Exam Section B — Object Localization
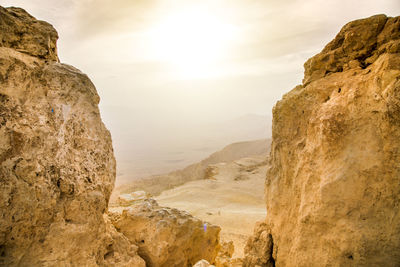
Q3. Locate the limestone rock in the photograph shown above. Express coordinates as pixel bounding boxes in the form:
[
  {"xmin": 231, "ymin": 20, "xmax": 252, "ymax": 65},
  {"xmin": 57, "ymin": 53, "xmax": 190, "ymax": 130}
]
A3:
[
  {"xmin": 263, "ymin": 14, "xmax": 400, "ymax": 266},
  {"xmin": 303, "ymin": 15, "xmax": 400, "ymax": 85},
  {"xmin": 118, "ymin": 190, "xmax": 150, "ymax": 206},
  {"xmin": 214, "ymin": 241, "xmax": 241, "ymax": 267},
  {"xmin": 193, "ymin": 259, "xmax": 215, "ymax": 267},
  {"xmin": 110, "ymin": 199, "xmax": 221, "ymax": 267},
  {"xmin": 0, "ymin": 6, "xmax": 144, "ymax": 266},
  {"xmin": 0, "ymin": 6, "xmax": 59, "ymax": 62},
  {"xmin": 242, "ymin": 222, "xmax": 274, "ymax": 267}
]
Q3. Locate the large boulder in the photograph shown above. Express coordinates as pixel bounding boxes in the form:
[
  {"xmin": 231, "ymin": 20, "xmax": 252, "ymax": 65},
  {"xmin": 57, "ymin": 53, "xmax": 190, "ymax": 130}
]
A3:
[
  {"xmin": 257, "ymin": 14, "xmax": 400, "ymax": 266},
  {"xmin": 0, "ymin": 6, "xmax": 144, "ymax": 266},
  {"xmin": 110, "ymin": 199, "xmax": 221, "ymax": 267}
]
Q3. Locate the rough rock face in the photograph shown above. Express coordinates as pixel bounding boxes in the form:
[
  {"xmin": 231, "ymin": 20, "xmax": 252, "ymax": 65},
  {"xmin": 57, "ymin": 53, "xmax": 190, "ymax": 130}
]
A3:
[
  {"xmin": 242, "ymin": 222, "xmax": 274, "ymax": 267},
  {"xmin": 0, "ymin": 6, "xmax": 59, "ymax": 62},
  {"xmin": 193, "ymin": 259, "xmax": 215, "ymax": 267},
  {"xmin": 0, "ymin": 6, "xmax": 144, "ymax": 266},
  {"xmin": 110, "ymin": 199, "xmax": 221, "ymax": 267},
  {"xmin": 214, "ymin": 241, "xmax": 243, "ymax": 267},
  {"xmin": 262, "ymin": 14, "xmax": 400, "ymax": 266}
]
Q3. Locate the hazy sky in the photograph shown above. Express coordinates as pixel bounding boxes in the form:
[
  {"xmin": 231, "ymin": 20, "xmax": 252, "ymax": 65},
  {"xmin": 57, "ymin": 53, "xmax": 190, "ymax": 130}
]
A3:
[
  {"xmin": 3, "ymin": 0, "xmax": 400, "ymax": 181},
  {"xmin": 3, "ymin": 0, "xmax": 399, "ymax": 121}
]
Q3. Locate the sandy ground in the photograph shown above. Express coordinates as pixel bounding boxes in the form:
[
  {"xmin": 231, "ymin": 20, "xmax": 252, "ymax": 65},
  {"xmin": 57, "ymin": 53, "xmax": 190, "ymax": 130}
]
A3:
[{"xmin": 155, "ymin": 156, "xmax": 267, "ymax": 258}]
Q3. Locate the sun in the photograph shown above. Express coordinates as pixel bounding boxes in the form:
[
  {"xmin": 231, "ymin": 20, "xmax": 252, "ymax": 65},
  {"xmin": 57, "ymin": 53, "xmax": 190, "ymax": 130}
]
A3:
[{"xmin": 146, "ymin": 6, "xmax": 237, "ymax": 79}]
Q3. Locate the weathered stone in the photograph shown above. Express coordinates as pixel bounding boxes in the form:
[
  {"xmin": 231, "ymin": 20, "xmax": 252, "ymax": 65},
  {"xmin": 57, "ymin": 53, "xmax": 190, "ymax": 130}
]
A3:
[
  {"xmin": 0, "ymin": 6, "xmax": 144, "ymax": 266},
  {"xmin": 118, "ymin": 190, "xmax": 150, "ymax": 206},
  {"xmin": 110, "ymin": 199, "xmax": 221, "ymax": 267},
  {"xmin": 261, "ymin": 14, "xmax": 400, "ymax": 266},
  {"xmin": 243, "ymin": 222, "xmax": 274, "ymax": 267},
  {"xmin": 215, "ymin": 241, "xmax": 238, "ymax": 267},
  {"xmin": 0, "ymin": 6, "xmax": 59, "ymax": 61},
  {"xmin": 193, "ymin": 259, "xmax": 215, "ymax": 267},
  {"xmin": 303, "ymin": 15, "xmax": 400, "ymax": 85}
]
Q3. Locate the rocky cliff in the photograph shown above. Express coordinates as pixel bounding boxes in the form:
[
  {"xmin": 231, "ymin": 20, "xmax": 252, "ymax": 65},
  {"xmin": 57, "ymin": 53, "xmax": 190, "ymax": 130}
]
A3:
[
  {"xmin": 0, "ymin": 6, "xmax": 145, "ymax": 266},
  {"xmin": 252, "ymin": 14, "xmax": 400, "ymax": 266}
]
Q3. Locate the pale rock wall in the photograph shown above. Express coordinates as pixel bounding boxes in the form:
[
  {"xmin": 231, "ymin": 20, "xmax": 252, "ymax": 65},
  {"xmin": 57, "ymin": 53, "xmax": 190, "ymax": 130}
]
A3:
[
  {"xmin": 0, "ymin": 6, "xmax": 144, "ymax": 266},
  {"xmin": 260, "ymin": 14, "xmax": 400, "ymax": 266}
]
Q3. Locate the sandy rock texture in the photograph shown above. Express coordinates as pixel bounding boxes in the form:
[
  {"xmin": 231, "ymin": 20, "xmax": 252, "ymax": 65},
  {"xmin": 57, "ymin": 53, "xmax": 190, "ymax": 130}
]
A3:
[
  {"xmin": 109, "ymin": 199, "xmax": 221, "ymax": 267},
  {"xmin": 260, "ymin": 14, "xmax": 400, "ymax": 266},
  {"xmin": 0, "ymin": 6, "xmax": 59, "ymax": 62},
  {"xmin": 0, "ymin": 6, "xmax": 144, "ymax": 266},
  {"xmin": 214, "ymin": 241, "xmax": 242, "ymax": 267},
  {"xmin": 242, "ymin": 222, "xmax": 274, "ymax": 267},
  {"xmin": 193, "ymin": 259, "xmax": 215, "ymax": 267}
]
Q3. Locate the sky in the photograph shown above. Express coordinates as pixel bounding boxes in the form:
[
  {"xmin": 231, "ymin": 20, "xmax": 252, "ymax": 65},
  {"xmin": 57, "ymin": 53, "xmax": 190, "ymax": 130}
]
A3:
[{"xmin": 3, "ymin": 0, "xmax": 400, "ymax": 182}]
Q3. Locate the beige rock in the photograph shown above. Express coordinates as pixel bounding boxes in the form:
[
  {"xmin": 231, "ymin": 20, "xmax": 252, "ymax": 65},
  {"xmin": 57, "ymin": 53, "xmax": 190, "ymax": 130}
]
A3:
[
  {"xmin": 0, "ymin": 6, "xmax": 144, "ymax": 266},
  {"xmin": 242, "ymin": 222, "xmax": 274, "ymax": 267},
  {"xmin": 118, "ymin": 190, "xmax": 150, "ymax": 206},
  {"xmin": 193, "ymin": 259, "xmax": 215, "ymax": 267},
  {"xmin": 259, "ymin": 14, "xmax": 400, "ymax": 266},
  {"xmin": 0, "ymin": 6, "xmax": 59, "ymax": 62},
  {"xmin": 303, "ymin": 14, "xmax": 389, "ymax": 85},
  {"xmin": 215, "ymin": 241, "xmax": 239, "ymax": 267},
  {"xmin": 110, "ymin": 199, "xmax": 221, "ymax": 267}
]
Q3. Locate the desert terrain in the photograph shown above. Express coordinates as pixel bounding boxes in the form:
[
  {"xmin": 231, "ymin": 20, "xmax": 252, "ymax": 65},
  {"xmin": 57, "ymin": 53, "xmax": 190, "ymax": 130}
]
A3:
[
  {"xmin": 111, "ymin": 139, "xmax": 270, "ymax": 200},
  {"xmin": 111, "ymin": 140, "xmax": 270, "ymax": 258},
  {"xmin": 156, "ymin": 156, "xmax": 268, "ymax": 258}
]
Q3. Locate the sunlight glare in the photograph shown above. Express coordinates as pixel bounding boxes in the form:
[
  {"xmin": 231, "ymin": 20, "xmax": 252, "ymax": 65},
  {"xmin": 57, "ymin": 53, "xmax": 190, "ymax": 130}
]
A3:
[{"xmin": 147, "ymin": 6, "xmax": 238, "ymax": 79}]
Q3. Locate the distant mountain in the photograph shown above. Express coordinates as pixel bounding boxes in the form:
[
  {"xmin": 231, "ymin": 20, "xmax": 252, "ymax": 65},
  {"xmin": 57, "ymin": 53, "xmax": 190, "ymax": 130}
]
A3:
[
  {"xmin": 100, "ymin": 106, "xmax": 271, "ymax": 185},
  {"xmin": 172, "ymin": 139, "xmax": 271, "ymax": 184},
  {"xmin": 111, "ymin": 138, "xmax": 271, "ymax": 202}
]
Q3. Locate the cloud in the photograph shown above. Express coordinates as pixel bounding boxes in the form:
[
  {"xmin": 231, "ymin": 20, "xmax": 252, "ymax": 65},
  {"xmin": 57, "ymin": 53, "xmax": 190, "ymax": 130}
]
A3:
[{"xmin": 71, "ymin": 0, "xmax": 158, "ymax": 37}]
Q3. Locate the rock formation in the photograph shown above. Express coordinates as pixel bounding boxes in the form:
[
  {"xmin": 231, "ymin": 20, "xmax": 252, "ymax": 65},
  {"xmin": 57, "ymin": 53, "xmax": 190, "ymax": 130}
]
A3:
[
  {"xmin": 253, "ymin": 14, "xmax": 400, "ymax": 266},
  {"xmin": 0, "ymin": 6, "xmax": 144, "ymax": 266},
  {"xmin": 215, "ymin": 241, "xmax": 243, "ymax": 267},
  {"xmin": 242, "ymin": 222, "xmax": 274, "ymax": 267},
  {"xmin": 193, "ymin": 259, "xmax": 215, "ymax": 267},
  {"xmin": 109, "ymin": 199, "xmax": 221, "ymax": 267},
  {"xmin": 0, "ymin": 6, "xmax": 59, "ymax": 62},
  {"xmin": 117, "ymin": 190, "xmax": 150, "ymax": 206}
]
